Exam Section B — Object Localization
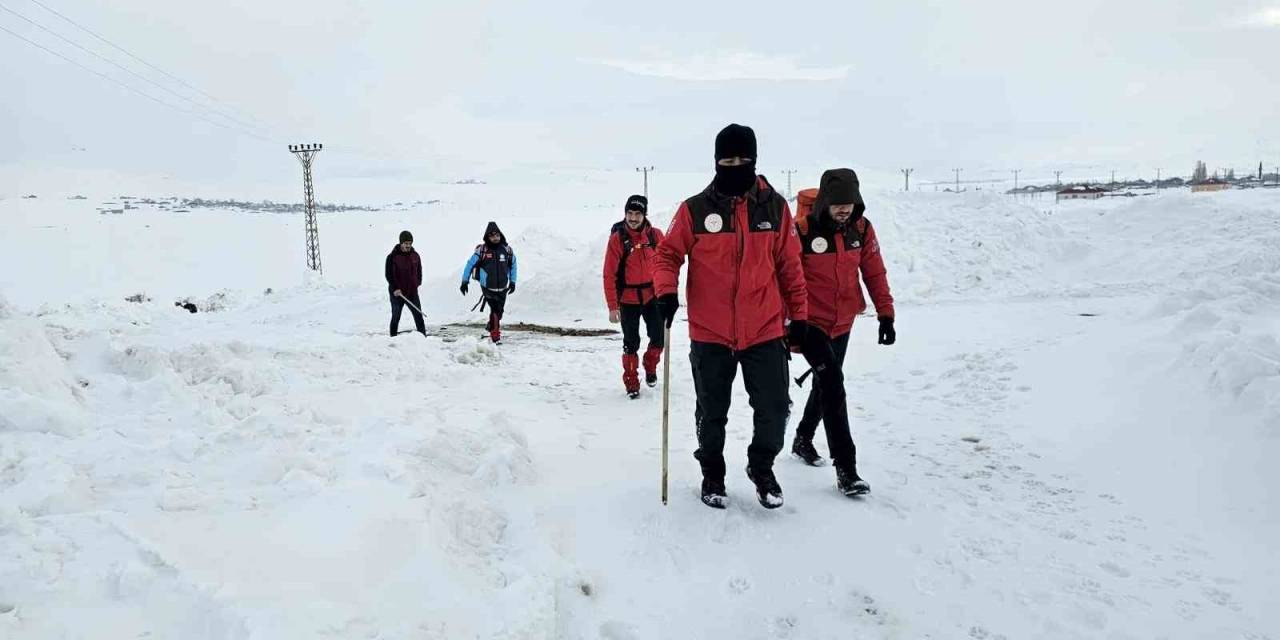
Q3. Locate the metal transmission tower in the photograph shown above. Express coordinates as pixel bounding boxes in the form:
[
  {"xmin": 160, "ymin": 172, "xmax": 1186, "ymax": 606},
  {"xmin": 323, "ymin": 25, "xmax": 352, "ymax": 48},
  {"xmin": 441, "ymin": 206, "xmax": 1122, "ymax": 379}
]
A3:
[
  {"xmin": 952, "ymin": 168, "xmax": 963, "ymax": 192},
  {"xmin": 1012, "ymin": 169, "xmax": 1021, "ymax": 192},
  {"xmin": 901, "ymin": 168, "xmax": 913, "ymax": 191},
  {"xmin": 289, "ymin": 143, "xmax": 324, "ymax": 273},
  {"xmin": 782, "ymin": 169, "xmax": 798, "ymax": 198},
  {"xmin": 636, "ymin": 166, "xmax": 654, "ymax": 199},
  {"xmin": 1054, "ymin": 170, "xmax": 1063, "ymax": 185}
]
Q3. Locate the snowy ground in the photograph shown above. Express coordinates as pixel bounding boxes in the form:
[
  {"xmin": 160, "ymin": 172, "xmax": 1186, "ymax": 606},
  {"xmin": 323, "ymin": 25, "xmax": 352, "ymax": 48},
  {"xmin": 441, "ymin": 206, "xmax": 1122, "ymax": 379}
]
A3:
[{"xmin": 1, "ymin": 176, "xmax": 1278, "ymax": 639}]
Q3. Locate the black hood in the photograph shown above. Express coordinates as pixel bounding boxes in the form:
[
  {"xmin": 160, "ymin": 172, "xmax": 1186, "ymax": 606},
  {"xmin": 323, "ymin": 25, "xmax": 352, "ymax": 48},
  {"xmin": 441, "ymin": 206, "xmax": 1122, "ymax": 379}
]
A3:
[
  {"xmin": 483, "ymin": 221, "xmax": 507, "ymax": 246},
  {"xmin": 811, "ymin": 168, "xmax": 865, "ymax": 228}
]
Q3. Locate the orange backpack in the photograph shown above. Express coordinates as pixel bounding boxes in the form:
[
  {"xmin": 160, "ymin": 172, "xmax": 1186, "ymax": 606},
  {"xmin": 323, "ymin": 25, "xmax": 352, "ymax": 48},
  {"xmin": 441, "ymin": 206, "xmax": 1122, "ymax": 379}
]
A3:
[{"xmin": 794, "ymin": 187, "xmax": 866, "ymax": 238}]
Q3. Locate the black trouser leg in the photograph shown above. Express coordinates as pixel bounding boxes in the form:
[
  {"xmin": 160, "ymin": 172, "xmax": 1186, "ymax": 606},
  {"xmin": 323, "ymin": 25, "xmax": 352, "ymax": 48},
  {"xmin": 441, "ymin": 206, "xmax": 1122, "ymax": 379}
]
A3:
[
  {"xmin": 798, "ymin": 331, "xmax": 856, "ymax": 467},
  {"xmin": 690, "ymin": 341, "xmax": 737, "ymax": 482},
  {"xmin": 795, "ymin": 330, "xmax": 847, "ymax": 439},
  {"xmin": 620, "ymin": 304, "xmax": 643, "ymax": 354},
  {"xmin": 389, "ymin": 293, "xmax": 405, "ymax": 336},
  {"xmin": 641, "ymin": 298, "xmax": 665, "ymax": 350},
  {"xmin": 738, "ymin": 339, "xmax": 791, "ymax": 471},
  {"xmin": 485, "ymin": 290, "xmax": 508, "ymax": 334},
  {"xmin": 404, "ymin": 292, "xmax": 426, "ymax": 333}
]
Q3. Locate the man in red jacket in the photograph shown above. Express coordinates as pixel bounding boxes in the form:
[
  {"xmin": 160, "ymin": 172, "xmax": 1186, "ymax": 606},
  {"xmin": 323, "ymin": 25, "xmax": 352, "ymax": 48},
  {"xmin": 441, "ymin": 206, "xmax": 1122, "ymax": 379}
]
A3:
[
  {"xmin": 653, "ymin": 123, "xmax": 809, "ymax": 510},
  {"xmin": 791, "ymin": 168, "xmax": 895, "ymax": 497},
  {"xmin": 385, "ymin": 230, "xmax": 425, "ymax": 336},
  {"xmin": 603, "ymin": 194, "xmax": 666, "ymax": 398}
]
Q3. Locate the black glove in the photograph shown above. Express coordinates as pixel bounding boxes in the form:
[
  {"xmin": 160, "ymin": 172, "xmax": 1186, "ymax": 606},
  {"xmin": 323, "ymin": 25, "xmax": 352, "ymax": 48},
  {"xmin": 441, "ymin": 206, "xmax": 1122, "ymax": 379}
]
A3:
[
  {"xmin": 786, "ymin": 320, "xmax": 809, "ymax": 350},
  {"xmin": 878, "ymin": 317, "xmax": 896, "ymax": 345},
  {"xmin": 460, "ymin": 282, "xmax": 469, "ymax": 296},
  {"xmin": 507, "ymin": 283, "xmax": 516, "ymax": 294},
  {"xmin": 656, "ymin": 293, "xmax": 679, "ymax": 328}
]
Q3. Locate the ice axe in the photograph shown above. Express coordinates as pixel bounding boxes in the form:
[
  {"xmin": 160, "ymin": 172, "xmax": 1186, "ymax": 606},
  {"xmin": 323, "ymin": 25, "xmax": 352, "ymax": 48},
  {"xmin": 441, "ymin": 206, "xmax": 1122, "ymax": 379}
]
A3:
[{"xmin": 395, "ymin": 292, "xmax": 428, "ymax": 335}]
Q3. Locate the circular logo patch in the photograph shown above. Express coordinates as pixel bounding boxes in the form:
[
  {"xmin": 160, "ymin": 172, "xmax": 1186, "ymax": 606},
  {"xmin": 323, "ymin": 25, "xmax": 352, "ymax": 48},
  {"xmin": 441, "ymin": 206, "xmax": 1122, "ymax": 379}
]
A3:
[
  {"xmin": 811, "ymin": 237, "xmax": 829, "ymax": 253},
  {"xmin": 704, "ymin": 213, "xmax": 723, "ymax": 233}
]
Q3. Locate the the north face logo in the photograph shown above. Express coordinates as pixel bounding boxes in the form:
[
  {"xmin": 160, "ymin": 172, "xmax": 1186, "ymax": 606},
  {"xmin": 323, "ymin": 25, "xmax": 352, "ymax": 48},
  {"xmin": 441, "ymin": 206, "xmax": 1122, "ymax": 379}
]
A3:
[{"xmin": 756, "ymin": 221, "xmax": 772, "ymax": 230}]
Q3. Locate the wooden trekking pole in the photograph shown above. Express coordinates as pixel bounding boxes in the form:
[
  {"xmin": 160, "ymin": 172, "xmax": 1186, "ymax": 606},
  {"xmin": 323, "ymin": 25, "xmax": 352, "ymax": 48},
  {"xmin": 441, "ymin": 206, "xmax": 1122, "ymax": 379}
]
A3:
[{"xmin": 661, "ymin": 326, "xmax": 671, "ymax": 505}]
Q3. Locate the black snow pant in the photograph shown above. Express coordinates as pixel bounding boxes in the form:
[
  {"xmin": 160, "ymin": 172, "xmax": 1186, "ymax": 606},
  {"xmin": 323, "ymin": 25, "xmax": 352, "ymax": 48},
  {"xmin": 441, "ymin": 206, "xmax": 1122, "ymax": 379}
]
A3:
[
  {"xmin": 690, "ymin": 338, "xmax": 791, "ymax": 482},
  {"xmin": 795, "ymin": 330, "xmax": 857, "ymax": 469},
  {"xmin": 389, "ymin": 291, "xmax": 426, "ymax": 336},
  {"xmin": 620, "ymin": 299, "xmax": 664, "ymax": 354},
  {"xmin": 483, "ymin": 289, "xmax": 508, "ymax": 331}
]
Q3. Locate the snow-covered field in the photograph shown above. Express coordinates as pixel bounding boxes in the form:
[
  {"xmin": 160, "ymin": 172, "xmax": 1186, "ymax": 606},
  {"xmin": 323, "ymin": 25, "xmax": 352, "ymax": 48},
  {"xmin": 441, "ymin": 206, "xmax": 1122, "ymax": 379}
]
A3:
[{"xmin": 1, "ymin": 174, "xmax": 1277, "ymax": 639}]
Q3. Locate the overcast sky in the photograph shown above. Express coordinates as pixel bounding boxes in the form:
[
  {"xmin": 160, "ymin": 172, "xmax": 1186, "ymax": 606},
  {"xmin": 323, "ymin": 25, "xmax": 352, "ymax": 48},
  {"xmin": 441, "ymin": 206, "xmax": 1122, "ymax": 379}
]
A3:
[{"xmin": 3, "ymin": 0, "xmax": 1278, "ymax": 186}]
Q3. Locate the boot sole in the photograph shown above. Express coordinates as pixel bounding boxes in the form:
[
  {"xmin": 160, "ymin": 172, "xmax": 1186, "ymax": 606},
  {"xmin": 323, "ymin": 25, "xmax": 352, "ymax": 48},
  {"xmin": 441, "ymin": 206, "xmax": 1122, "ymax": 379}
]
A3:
[{"xmin": 791, "ymin": 452, "xmax": 828, "ymax": 467}]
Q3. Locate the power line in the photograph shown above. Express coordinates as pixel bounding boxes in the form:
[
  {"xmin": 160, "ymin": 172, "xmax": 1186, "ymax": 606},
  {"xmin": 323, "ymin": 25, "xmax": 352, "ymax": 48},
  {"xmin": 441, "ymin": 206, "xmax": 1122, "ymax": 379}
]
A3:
[
  {"xmin": 0, "ymin": 22, "xmax": 274, "ymax": 143},
  {"xmin": 0, "ymin": 2, "xmax": 278, "ymax": 141},
  {"xmin": 25, "ymin": 0, "xmax": 280, "ymax": 135}
]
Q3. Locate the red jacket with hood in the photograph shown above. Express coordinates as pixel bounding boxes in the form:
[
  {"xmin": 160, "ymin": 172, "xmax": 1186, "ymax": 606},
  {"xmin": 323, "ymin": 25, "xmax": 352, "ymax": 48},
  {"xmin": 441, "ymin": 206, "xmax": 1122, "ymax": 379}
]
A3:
[
  {"xmin": 653, "ymin": 176, "xmax": 808, "ymax": 350},
  {"xmin": 796, "ymin": 170, "xmax": 894, "ymax": 338},
  {"xmin": 603, "ymin": 219, "xmax": 665, "ymax": 310}
]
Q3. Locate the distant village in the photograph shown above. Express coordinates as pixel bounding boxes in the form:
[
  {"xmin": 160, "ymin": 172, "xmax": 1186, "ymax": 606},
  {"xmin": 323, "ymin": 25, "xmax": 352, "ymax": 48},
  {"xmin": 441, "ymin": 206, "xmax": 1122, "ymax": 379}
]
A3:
[{"xmin": 1009, "ymin": 161, "xmax": 1280, "ymax": 202}]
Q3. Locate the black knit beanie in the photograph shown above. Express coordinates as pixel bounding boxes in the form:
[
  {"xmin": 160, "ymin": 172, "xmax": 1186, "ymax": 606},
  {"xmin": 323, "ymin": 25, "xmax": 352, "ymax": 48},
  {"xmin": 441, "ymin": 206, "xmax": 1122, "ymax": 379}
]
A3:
[
  {"xmin": 399, "ymin": 230, "xmax": 413, "ymax": 243},
  {"xmin": 714, "ymin": 124, "xmax": 757, "ymax": 161},
  {"xmin": 624, "ymin": 194, "xmax": 648, "ymax": 214}
]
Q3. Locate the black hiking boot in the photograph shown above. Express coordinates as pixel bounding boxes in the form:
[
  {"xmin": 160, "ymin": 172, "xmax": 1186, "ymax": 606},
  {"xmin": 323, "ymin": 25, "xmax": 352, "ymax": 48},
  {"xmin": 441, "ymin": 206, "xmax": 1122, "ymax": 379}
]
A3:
[
  {"xmin": 791, "ymin": 435, "xmax": 826, "ymax": 467},
  {"xmin": 836, "ymin": 464, "xmax": 870, "ymax": 497},
  {"xmin": 744, "ymin": 465, "xmax": 784, "ymax": 509},
  {"xmin": 627, "ymin": 390, "xmax": 640, "ymax": 400},
  {"xmin": 700, "ymin": 477, "xmax": 727, "ymax": 509},
  {"xmin": 645, "ymin": 372, "xmax": 658, "ymax": 387}
]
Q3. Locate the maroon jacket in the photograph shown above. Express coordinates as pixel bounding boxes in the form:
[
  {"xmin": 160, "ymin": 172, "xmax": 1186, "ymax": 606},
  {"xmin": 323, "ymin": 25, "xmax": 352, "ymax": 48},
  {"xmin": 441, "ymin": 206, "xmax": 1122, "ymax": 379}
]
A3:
[{"xmin": 385, "ymin": 246, "xmax": 422, "ymax": 293}]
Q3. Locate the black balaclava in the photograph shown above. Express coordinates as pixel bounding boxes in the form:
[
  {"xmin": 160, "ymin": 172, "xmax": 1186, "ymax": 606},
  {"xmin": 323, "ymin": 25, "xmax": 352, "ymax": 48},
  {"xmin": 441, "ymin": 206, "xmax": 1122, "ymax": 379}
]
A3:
[
  {"xmin": 483, "ymin": 221, "xmax": 505, "ymax": 246},
  {"xmin": 712, "ymin": 123, "xmax": 758, "ymax": 197}
]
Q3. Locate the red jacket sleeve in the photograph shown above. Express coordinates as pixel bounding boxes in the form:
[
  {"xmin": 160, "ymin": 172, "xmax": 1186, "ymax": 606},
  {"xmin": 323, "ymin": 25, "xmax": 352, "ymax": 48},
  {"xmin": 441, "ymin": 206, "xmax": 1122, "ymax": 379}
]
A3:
[
  {"xmin": 602, "ymin": 232, "xmax": 622, "ymax": 311},
  {"xmin": 653, "ymin": 203, "xmax": 693, "ymax": 298},
  {"xmin": 859, "ymin": 221, "xmax": 895, "ymax": 319},
  {"xmin": 773, "ymin": 201, "xmax": 808, "ymax": 322}
]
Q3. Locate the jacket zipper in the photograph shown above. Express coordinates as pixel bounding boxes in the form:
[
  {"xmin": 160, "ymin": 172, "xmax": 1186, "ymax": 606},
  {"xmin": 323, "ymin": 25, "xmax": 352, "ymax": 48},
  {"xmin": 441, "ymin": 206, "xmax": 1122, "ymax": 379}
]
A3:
[
  {"xmin": 732, "ymin": 198, "xmax": 744, "ymax": 351},
  {"xmin": 834, "ymin": 227, "xmax": 843, "ymax": 329}
]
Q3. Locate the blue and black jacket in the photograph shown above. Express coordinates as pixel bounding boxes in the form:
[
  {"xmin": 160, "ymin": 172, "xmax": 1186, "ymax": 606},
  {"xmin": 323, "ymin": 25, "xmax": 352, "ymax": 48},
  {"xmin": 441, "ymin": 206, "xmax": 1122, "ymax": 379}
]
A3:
[{"xmin": 461, "ymin": 221, "xmax": 518, "ymax": 291}]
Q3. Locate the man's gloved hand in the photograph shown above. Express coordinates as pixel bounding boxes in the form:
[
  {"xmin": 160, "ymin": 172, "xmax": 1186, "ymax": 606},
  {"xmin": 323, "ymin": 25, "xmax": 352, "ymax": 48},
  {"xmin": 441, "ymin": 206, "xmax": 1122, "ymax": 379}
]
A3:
[
  {"xmin": 878, "ymin": 317, "xmax": 896, "ymax": 345},
  {"xmin": 507, "ymin": 283, "xmax": 516, "ymax": 294},
  {"xmin": 460, "ymin": 282, "xmax": 469, "ymax": 296},
  {"xmin": 656, "ymin": 293, "xmax": 680, "ymax": 328},
  {"xmin": 786, "ymin": 320, "xmax": 809, "ymax": 350}
]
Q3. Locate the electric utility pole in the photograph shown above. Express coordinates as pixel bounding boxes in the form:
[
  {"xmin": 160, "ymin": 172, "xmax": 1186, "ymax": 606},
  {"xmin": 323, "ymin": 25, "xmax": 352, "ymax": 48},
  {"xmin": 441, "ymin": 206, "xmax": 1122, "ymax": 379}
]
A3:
[
  {"xmin": 782, "ymin": 169, "xmax": 798, "ymax": 198},
  {"xmin": 953, "ymin": 168, "xmax": 962, "ymax": 192},
  {"xmin": 901, "ymin": 168, "xmax": 913, "ymax": 191},
  {"xmin": 1054, "ymin": 170, "xmax": 1063, "ymax": 185},
  {"xmin": 1012, "ymin": 169, "xmax": 1021, "ymax": 192},
  {"xmin": 289, "ymin": 143, "xmax": 323, "ymax": 273},
  {"xmin": 1156, "ymin": 168, "xmax": 1162, "ymax": 191},
  {"xmin": 635, "ymin": 166, "xmax": 654, "ymax": 199}
]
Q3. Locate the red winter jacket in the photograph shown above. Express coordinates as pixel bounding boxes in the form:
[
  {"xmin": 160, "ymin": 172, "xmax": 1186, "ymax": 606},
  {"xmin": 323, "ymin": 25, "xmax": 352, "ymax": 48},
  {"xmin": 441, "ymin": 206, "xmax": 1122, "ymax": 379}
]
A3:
[
  {"xmin": 653, "ymin": 177, "xmax": 807, "ymax": 350},
  {"xmin": 603, "ymin": 220, "xmax": 665, "ymax": 310},
  {"xmin": 796, "ymin": 211, "xmax": 894, "ymax": 338}
]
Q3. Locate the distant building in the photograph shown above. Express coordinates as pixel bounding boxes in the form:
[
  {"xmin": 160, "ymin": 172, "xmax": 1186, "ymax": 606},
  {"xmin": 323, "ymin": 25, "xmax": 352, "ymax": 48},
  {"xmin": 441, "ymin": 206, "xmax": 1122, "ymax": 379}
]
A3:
[
  {"xmin": 1191, "ymin": 179, "xmax": 1230, "ymax": 193},
  {"xmin": 1056, "ymin": 185, "xmax": 1107, "ymax": 201}
]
